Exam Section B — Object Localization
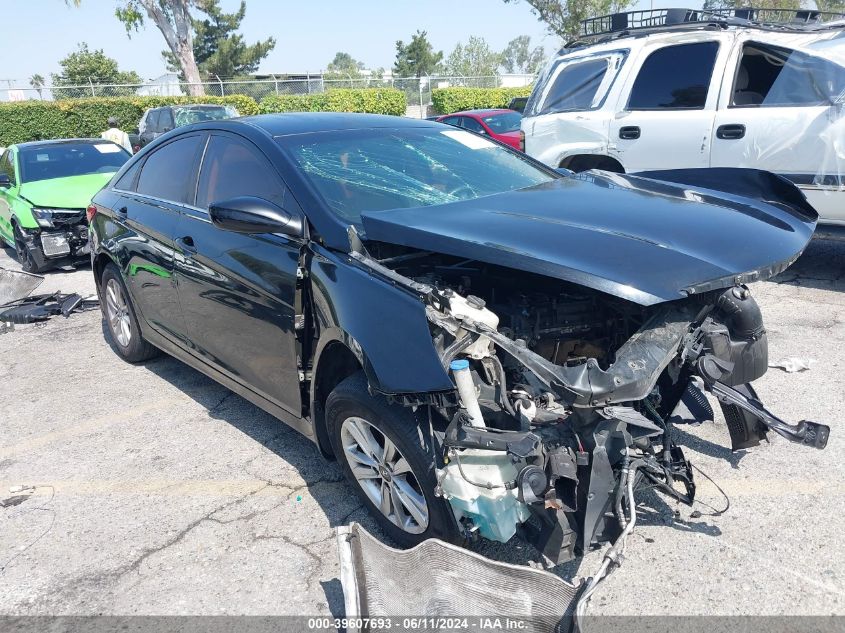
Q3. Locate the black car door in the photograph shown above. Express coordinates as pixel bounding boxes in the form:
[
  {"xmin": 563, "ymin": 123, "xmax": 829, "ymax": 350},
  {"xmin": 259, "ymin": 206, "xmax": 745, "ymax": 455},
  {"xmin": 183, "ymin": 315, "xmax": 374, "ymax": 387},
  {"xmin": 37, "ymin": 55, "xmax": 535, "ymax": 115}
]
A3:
[
  {"xmin": 173, "ymin": 132, "xmax": 303, "ymax": 417},
  {"xmin": 113, "ymin": 133, "xmax": 205, "ymax": 343}
]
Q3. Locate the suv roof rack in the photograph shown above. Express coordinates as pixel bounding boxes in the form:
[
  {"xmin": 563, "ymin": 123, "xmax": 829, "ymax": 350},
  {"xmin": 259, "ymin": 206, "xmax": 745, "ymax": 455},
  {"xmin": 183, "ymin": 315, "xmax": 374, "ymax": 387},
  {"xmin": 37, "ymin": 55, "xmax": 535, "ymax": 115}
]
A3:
[{"xmin": 571, "ymin": 7, "xmax": 845, "ymax": 46}]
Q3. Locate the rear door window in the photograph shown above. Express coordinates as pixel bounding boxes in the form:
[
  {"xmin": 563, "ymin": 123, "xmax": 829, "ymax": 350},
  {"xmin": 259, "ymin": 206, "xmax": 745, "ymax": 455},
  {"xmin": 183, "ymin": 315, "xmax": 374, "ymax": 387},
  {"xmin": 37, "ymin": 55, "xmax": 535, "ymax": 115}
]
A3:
[
  {"xmin": 114, "ymin": 159, "xmax": 142, "ymax": 192},
  {"xmin": 460, "ymin": 117, "xmax": 486, "ymax": 134},
  {"xmin": 628, "ymin": 41, "xmax": 719, "ymax": 110},
  {"xmin": 195, "ymin": 134, "xmax": 287, "ymax": 210},
  {"xmin": 136, "ymin": 135, "xmax": 204, "ymax": 204},
  {"xmin": 732, "ymin": 42, "xmax": 845, "ymax": 107}
]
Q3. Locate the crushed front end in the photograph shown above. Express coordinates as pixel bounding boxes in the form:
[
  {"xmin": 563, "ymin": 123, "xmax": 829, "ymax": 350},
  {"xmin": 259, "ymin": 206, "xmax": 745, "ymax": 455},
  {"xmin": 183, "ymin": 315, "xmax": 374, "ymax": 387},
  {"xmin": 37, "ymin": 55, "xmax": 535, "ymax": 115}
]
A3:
[
  {"xmin": 19, "ymin": 208, "xmax": 90, "ymax": 269},
  {"xmin": 359, "ymin": 247, "xmax": 830, "ymax": 565}
]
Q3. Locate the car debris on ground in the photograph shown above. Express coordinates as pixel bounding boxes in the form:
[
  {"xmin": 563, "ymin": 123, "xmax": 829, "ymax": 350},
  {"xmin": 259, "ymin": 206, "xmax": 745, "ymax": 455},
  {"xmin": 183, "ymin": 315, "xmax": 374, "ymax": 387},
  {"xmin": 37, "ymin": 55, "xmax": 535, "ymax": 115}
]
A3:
[
  {"xmin": 769, "ymin": 357, "xmax": 816, "ymax": 373},
  {"xmin": 0, "ymin": 266, "xmax": 98, "ymax": 327}
]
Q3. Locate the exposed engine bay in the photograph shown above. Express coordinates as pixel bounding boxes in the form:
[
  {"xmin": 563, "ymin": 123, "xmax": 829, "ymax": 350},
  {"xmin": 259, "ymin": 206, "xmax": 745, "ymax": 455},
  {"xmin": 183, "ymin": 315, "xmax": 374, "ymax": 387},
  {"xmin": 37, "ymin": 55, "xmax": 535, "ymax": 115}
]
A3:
[{"xmin": 361, "ymin": 244, "xmax": 831, "ymax": 568}]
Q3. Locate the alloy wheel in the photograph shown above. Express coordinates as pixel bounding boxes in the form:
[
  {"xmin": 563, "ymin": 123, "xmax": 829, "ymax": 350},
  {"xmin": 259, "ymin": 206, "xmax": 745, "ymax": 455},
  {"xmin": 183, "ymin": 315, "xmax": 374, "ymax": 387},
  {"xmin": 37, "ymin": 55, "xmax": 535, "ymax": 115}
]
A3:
[
  {"xmin": 340, "ymin": 416, "xmax": 430, "ymax": 534},
  {"xmin": 105, "ymin": 278, "xmax": 132, "ymax": 347}
]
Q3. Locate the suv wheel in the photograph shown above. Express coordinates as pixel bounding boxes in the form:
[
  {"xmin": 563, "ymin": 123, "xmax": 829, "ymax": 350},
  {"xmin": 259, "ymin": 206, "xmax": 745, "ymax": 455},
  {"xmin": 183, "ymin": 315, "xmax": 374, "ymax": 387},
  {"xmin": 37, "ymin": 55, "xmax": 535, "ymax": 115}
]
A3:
[
  {"xmin": 326, "ymin": 372, "xmax": 459, "ymax": 547},
  {"xmin": 100, "ymin": 263, "xmax": 159, "ymax": 362}
]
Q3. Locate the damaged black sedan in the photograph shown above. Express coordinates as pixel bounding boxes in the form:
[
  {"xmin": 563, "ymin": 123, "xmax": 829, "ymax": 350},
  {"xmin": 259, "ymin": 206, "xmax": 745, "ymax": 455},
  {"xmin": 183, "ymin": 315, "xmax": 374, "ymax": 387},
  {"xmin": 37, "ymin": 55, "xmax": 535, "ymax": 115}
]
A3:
[{"xmin": 89, "ymin": 113, "xmax": 829, "ymax": 566}]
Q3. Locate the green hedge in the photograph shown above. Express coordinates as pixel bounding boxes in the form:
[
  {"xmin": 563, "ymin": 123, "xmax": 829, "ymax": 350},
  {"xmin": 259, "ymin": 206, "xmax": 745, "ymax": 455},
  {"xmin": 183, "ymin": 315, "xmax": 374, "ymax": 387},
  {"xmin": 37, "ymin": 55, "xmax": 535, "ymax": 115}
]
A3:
[
  {"xmin": 259, "ymin": 88, "xmax": 406, "ymax": 116},
  {"xmin": 431, "ymin": 86, "xmax": 534, "ymax": 115},
  {"xmin": 0, "ymin": 94, "xmax": 259, "ymax": 146}
]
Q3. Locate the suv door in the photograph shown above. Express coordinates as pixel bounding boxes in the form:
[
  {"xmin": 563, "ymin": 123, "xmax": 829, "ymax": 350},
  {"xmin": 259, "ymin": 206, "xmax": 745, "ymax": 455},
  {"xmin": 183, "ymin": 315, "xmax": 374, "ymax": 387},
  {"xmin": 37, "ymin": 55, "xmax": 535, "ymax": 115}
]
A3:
[
  {"xmin": 112, "ymin": 133, "xmax": 205, "ymax": 342},
  {"xmin": 523, "ymin": 50, "xmax": 628, "ymax": 167},
  {"xmin": 711, "ymin": 38, "xmax": 845, "ymax": 225},
  {"xmin": 608, "ymin": 39, "xmax": 726, "ymax": 170},
  {"xmin": 173, "ymin": 132, "xmax": 303, "ymax": 417}
]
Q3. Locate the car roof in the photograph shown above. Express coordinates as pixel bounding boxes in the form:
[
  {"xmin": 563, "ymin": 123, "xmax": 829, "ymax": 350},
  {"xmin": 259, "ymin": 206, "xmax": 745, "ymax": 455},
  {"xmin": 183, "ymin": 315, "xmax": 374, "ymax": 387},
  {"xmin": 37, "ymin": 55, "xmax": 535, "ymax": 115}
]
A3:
[
  {"xmin": 448, "ymin": 109, "xmax": 514, "ymax": 117},
  {"xmin": 11, "ymin": 138, "xmax": 117, "ymax": 150},
  {"xmin": 235, "ymin": 112, "xmax": 441, "ymax": 137},
  {"xmin": 555, "ymin": 21, "xmax": 844, "ymax": 60},
  {"xmin": 163, "ymin": 103, "xmax": 230, "ymax": 109}
]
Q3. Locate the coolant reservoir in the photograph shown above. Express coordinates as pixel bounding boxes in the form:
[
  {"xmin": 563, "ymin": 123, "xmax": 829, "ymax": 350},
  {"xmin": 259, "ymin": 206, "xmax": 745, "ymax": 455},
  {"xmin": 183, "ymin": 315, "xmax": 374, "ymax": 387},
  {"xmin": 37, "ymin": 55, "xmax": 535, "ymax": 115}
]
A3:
[
  {"xmin": 439, "ymin": 449, "xmax": 531, "ymax": 543},
  {"xmin": 448, "ymin": 294, "xmax": 499, "ymax": 359}
]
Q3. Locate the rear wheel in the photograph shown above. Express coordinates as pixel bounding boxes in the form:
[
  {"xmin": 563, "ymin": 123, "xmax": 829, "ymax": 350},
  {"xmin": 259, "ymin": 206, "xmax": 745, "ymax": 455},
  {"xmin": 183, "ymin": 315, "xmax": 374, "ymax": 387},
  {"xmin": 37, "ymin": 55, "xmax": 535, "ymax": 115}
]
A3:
[
  {"xmin": 100, "ymin": 263, "xmax": 159, "ymax": 363},
  {"xmin": 326, "ymin": 372, "xmax": 459, "ymax": 547}
]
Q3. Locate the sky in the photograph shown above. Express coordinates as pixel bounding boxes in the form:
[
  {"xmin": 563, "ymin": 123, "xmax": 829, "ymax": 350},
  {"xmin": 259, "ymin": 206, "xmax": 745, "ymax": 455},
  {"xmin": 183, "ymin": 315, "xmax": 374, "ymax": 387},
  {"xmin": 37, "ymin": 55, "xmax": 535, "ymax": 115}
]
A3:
[
  {"xmin": 2, "ymin": 0, "xmax": 557, "ymax": 85},
  {"xmin": 3, "ymin": 0, "xmax": 682, "ymax": 86}
]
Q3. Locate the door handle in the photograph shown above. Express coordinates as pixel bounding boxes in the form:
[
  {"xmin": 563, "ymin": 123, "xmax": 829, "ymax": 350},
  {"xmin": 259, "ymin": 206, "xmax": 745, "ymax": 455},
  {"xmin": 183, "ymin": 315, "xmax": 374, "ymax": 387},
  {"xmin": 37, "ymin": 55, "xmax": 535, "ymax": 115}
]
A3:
[
  {"xmin": 716, "ymin": 124, "xmax": 746, "ymax": 140},
  {"xmin": 116, "ymin": 206, "xmax": 128, "ymax": 215},
  {"xmin": 175, "ymin": 235, "xmax": 197, "ymax": 256},
  {"xmin": 619, "ymin": 126, "xmax": 640, "ymax": 140}
]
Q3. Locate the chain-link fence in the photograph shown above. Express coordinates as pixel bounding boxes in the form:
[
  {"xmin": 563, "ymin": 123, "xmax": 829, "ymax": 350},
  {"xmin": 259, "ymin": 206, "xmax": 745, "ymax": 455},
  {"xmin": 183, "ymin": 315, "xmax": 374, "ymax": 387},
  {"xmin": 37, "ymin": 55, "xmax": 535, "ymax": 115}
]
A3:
[{"xmin": 3, "ymin": 74, "xmax": 535, "ymax": 116}]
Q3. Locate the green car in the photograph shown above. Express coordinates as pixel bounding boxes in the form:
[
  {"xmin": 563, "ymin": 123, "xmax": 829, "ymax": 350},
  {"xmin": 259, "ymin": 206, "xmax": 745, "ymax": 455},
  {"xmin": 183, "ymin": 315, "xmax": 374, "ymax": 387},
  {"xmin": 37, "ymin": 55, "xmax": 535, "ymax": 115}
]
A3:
[{"xmin": 0, "ymin": 139, "xmax": 131, "ymax": 272}]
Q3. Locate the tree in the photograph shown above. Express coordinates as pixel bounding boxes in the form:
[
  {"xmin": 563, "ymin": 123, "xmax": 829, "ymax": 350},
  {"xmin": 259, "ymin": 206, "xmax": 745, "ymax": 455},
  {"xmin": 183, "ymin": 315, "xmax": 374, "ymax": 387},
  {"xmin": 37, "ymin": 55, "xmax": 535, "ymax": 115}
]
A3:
[
  {"xmin": 324, "ymin": 52, "xmax": 365, "ymax": 80},
  {"xmin": 503, "ymin": 0, "xmax": 634, "ymax": 42},
  {"xmin": 163, "ymin": 0, "xmax": 275, "ymax": 80},
  {"xmin": 67, "ymin": 0, "xmax": 205, "ymax": 95},
  {"xmin": 501, "ymin": 35, "xmax": 546, "ymax": 74},
  {"xmin": 51, "ymin": 43, "xmax": 142, "ymax": 98},
  {"xmin": 444, "ymin": 37, "xmax": 503, "ymax": 78},
  {"xmin": 29, "ymin": 74, "xmax": 46, "ymax": 100},
  {"xmin": 394, "ymin": 30, "xmax": 443, "ymax": 77}
]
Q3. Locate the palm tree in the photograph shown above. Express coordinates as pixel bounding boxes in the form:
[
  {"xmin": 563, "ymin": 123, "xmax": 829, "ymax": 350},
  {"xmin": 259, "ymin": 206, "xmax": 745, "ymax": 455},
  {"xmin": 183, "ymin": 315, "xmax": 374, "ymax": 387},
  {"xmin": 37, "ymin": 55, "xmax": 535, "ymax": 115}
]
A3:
[{"xmin": 29, "ymin": 74, "xmax": 45, "ymax": 100}]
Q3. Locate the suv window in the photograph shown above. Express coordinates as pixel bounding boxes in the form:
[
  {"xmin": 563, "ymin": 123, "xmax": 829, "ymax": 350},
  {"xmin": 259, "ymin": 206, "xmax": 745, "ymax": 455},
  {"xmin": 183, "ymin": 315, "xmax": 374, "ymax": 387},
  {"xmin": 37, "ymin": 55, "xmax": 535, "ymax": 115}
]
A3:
[
  {"xmin": 531, "ymin": 51, "xmax": 627, "ymax": 116},
  {"xmin": 160, "ymin": 108, "xmax": 175, "ymax": 131},
  {"xmin": 0, "ymin": 151, "xmax": 16, "ymax": 186},
  {"xmin": 732, "ymin": 42, "xmax": 845, "ymax": 107},
  {"xmin": 196, "ymin": 135, "xmax": 286, "ymax": 210},
  {"xmin": 628, "ymin": 41, "xmax": 719, "ymax": 110},
  {"xmin": 146, "ymin": 109, "xmax": 161, "ymax": 133},
  {"xmin": 136, "ymin": 135, "xmax": 204, "ymax": 204}
]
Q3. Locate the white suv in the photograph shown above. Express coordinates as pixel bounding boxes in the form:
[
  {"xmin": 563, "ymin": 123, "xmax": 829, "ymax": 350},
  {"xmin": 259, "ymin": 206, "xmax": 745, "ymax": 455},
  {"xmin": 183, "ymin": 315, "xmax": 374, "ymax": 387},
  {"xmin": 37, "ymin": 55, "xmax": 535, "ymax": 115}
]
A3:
[{"xmin": 523, "ymin": 9, "xmax": 845, "ymax": 232}]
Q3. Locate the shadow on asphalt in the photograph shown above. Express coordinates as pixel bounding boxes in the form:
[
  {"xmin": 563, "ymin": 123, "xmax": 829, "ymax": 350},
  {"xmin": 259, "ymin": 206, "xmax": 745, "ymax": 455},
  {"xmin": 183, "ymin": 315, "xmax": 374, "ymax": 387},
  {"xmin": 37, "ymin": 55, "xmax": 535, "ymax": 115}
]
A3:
[{"xmin": 770, "ymin": 238, "xmax": 845, "ymax": 292}]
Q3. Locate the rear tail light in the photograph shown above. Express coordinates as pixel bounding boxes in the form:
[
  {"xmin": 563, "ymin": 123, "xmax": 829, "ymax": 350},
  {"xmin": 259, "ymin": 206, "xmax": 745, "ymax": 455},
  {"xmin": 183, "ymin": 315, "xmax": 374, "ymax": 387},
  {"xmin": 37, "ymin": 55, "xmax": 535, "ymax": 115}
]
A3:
[
  {"xmin": 86, "ymin": 204, "xmax": 98, "ymax": 223},
  {"xmin": 519, "ymin": 130, "xmax": 525, "ymax": 153}
]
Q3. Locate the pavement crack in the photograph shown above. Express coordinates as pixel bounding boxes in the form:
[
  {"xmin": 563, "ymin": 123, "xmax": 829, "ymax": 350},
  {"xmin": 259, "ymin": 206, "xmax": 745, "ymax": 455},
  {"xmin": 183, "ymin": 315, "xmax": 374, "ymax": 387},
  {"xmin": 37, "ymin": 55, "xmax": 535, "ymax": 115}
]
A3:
[{"xmin": 48, "ymin": 482, "xmax": 271, "ymax": 597}]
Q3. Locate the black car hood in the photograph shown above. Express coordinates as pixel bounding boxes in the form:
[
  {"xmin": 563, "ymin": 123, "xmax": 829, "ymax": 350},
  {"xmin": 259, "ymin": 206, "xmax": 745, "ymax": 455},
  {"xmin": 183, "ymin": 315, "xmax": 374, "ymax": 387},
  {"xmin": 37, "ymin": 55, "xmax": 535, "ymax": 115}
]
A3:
[{"xmin": 360, "ymin": 169, "xmax": 817, "ymax": 306}]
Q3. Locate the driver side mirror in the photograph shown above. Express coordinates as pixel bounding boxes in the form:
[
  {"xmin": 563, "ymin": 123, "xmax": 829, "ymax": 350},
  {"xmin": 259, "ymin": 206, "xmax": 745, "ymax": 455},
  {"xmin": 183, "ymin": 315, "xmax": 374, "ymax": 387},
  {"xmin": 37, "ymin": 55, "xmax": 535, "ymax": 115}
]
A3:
[
  {"xmin": 209, "ymin": 196, "xmax": 303, "ymax": 238},
  {"xmin": 0, "ymin": 174, "xmax": 11, "ymax": 189}
]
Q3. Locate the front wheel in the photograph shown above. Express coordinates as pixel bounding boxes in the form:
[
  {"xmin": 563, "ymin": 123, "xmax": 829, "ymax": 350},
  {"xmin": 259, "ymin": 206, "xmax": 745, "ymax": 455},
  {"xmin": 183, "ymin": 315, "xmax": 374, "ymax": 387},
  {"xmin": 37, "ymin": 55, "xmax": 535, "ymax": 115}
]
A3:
[
  {"xmin": 326, "ymin": 372, "xmax": 459, "ymax": 547},
  {"xmin": 13, "ymin": 224, "xmax": 46, "ymax": 274},
  {"xmin": 100, "ymin": 263, "xmax": 159, "ymax": 363}
]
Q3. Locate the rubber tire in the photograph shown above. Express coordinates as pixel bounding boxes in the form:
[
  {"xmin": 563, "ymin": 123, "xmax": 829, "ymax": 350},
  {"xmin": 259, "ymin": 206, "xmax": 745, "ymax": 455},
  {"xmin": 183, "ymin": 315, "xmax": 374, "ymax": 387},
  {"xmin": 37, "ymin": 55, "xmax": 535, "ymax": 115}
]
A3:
[
  {"xmin": 100, "ymin": 262, "xmax": 160, "ymax": 363},
  {"xmin": 13, "ymin": 223, "xmax": 47, "ymax": 274},
  {"xmin": 326, "ymin": 371, "xmax": 459, "ymax": 548}
]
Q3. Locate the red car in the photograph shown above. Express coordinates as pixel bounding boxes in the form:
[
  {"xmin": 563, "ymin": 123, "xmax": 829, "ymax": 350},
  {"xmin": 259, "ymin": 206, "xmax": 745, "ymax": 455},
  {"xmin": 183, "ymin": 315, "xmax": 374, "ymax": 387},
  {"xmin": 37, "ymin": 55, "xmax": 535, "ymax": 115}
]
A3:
[{"xmin": 436, "ymin": 109, "xmax": 523, "ymax": 151}]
